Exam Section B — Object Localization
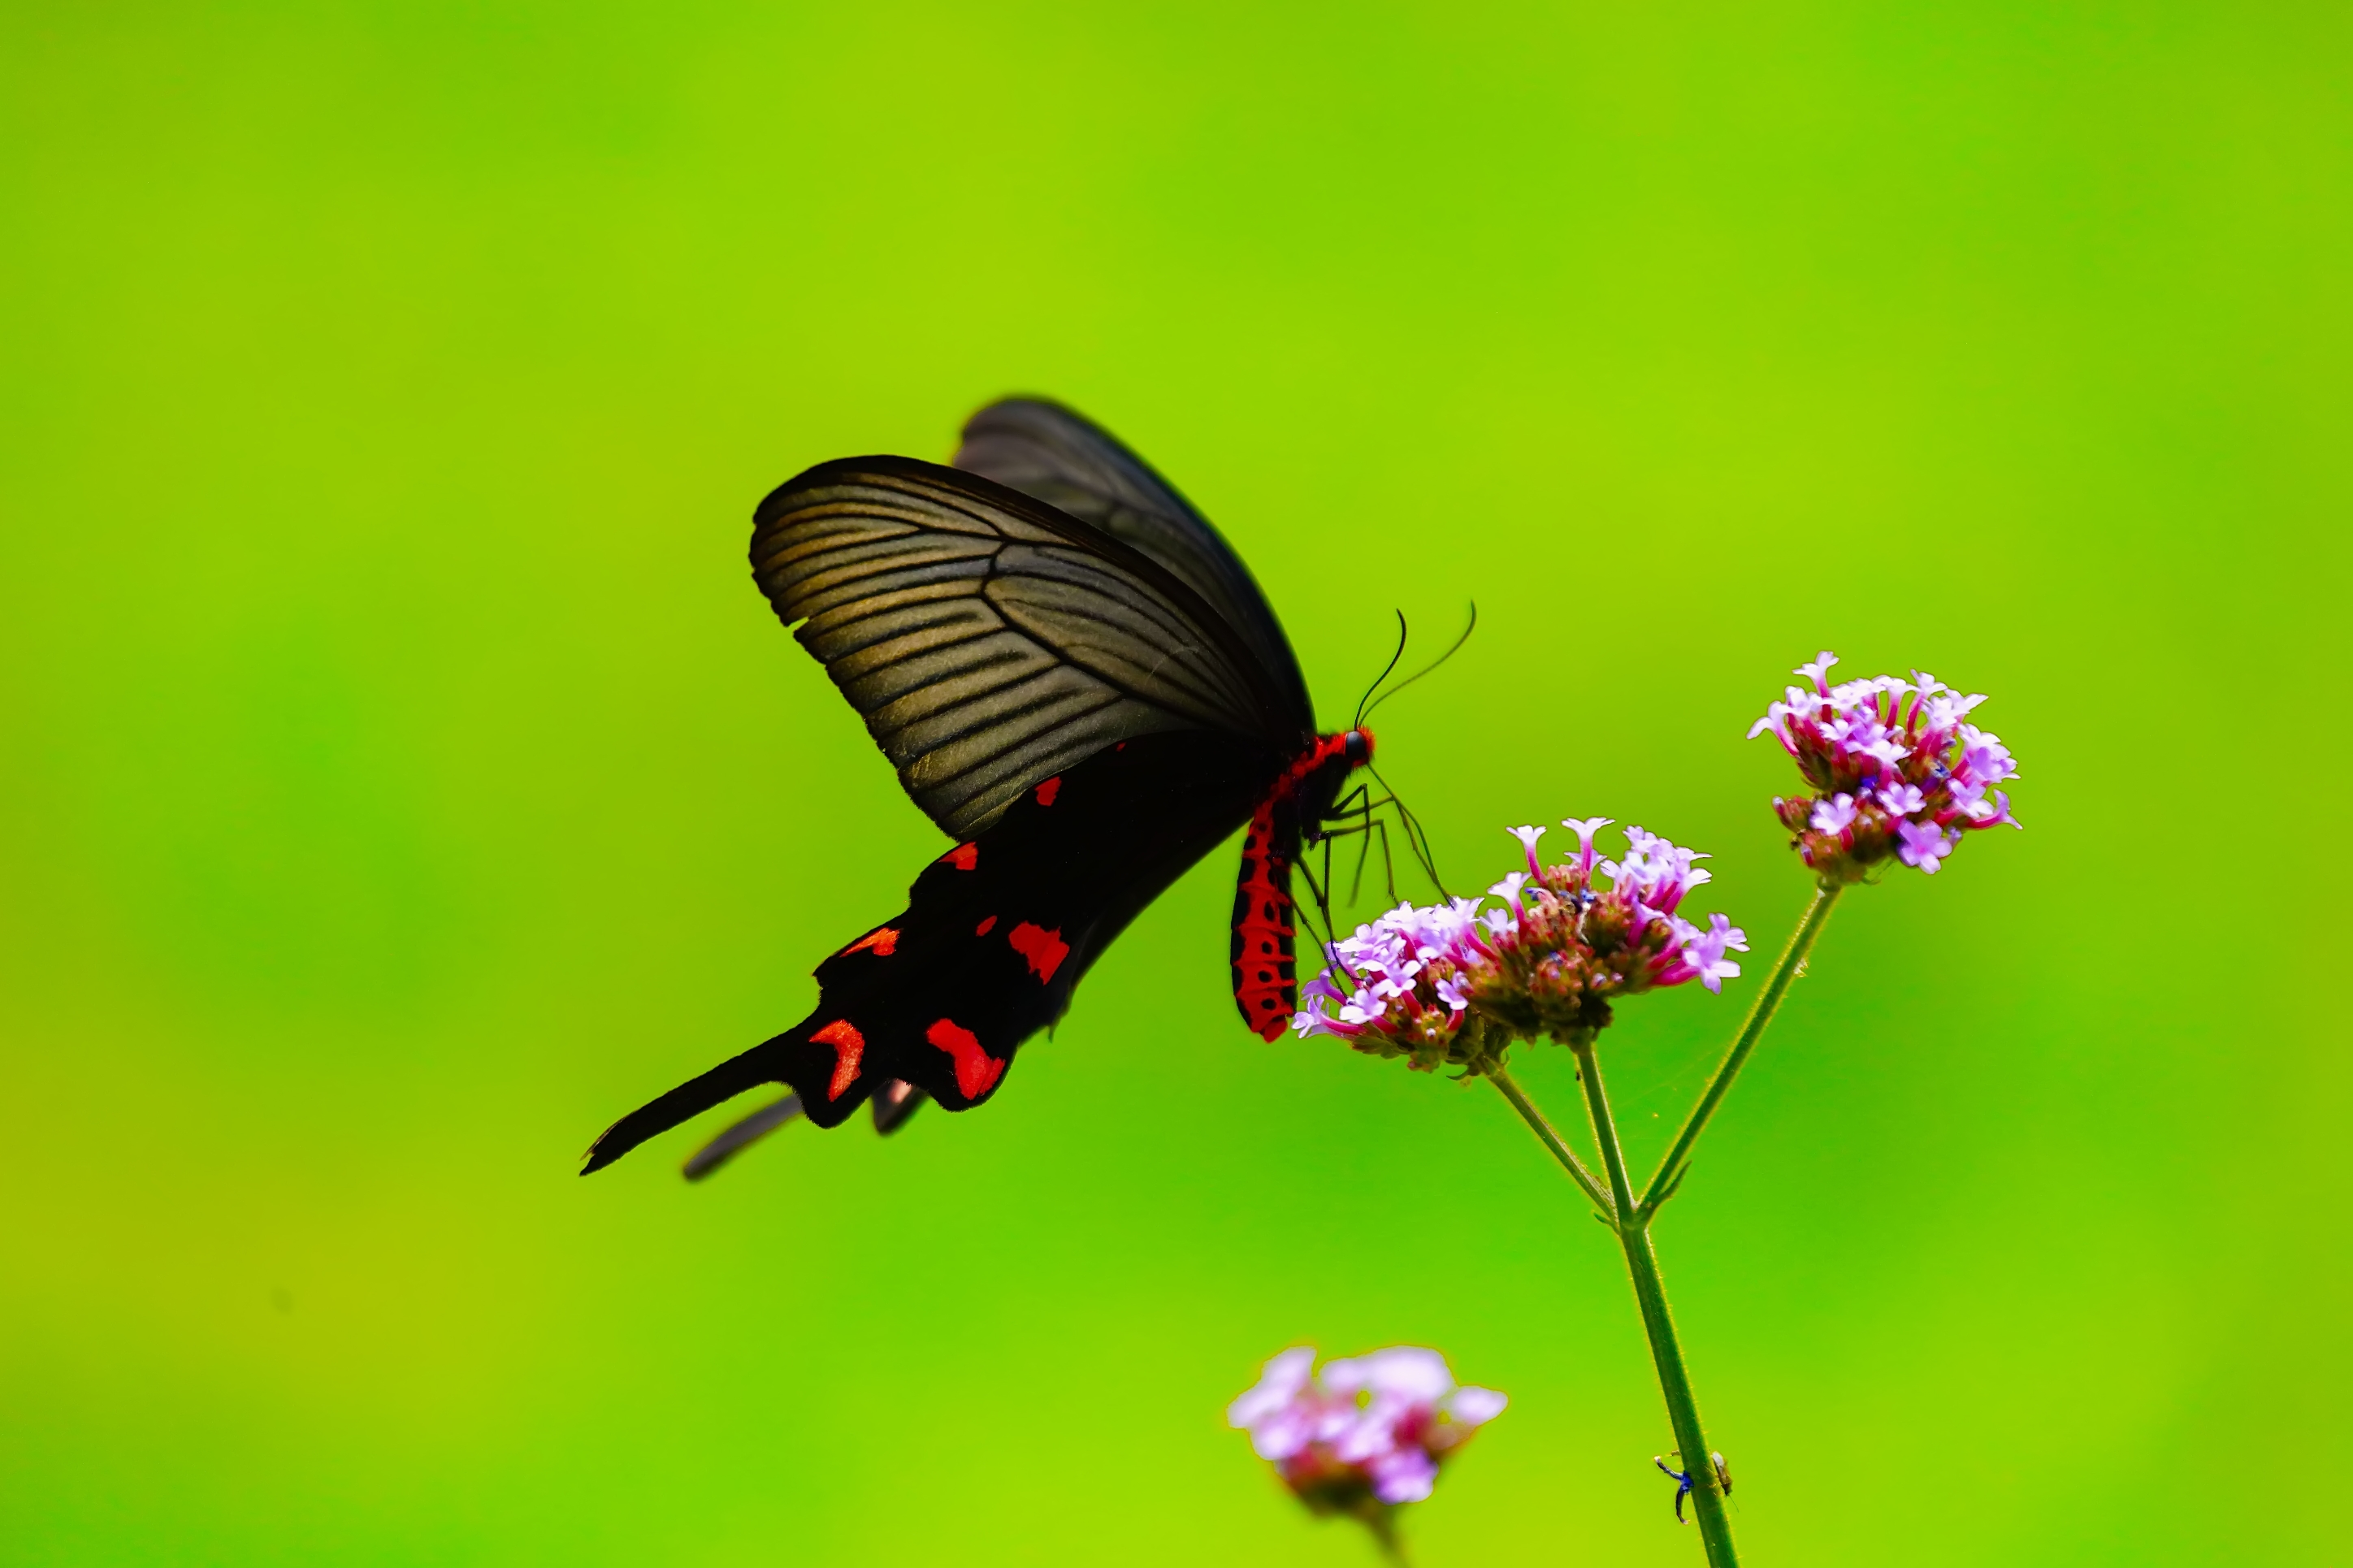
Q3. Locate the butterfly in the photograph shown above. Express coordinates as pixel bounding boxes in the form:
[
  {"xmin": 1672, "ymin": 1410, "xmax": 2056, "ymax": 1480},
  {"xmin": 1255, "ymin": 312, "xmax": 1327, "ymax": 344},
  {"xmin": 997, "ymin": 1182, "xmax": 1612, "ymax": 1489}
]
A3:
[{"xmin": 582, "ymin": 398, "xmax": 1400, "ymax": 1177}]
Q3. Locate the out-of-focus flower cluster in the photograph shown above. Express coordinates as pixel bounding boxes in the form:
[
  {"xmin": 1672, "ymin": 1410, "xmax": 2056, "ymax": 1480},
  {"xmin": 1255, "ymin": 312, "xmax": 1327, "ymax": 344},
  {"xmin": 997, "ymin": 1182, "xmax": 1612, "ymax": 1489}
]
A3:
[
  {"xmin": 1749, "ymin": 652, "xmax": 2022, "ymax": 883},
  {"xmin": 1292, "ymin": 819, "xmax": 1746, "ymax": 1067},
  {"xmin": 1228, "ymin": 1346, "xmax": 1506, "ymax": 1517}
]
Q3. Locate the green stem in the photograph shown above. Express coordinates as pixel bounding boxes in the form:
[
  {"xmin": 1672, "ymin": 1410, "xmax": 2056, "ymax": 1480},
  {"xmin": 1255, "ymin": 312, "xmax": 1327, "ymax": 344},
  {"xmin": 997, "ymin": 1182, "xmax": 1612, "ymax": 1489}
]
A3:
[
  {"xmin": 1640, "ymin": 882, "xmax": 1842, "ymax": 1215},
  {"xmin": 1358, "ymin": 1501, "xmax": 1410, "ymax": 1566},
  {"xmin": 1488, "ymin": 1064, "xmax": 1613, "ymax": 1218},
  {"xmin": 1571, "ymin": 1039, "xmax": 1740, "ymax": 1568}
]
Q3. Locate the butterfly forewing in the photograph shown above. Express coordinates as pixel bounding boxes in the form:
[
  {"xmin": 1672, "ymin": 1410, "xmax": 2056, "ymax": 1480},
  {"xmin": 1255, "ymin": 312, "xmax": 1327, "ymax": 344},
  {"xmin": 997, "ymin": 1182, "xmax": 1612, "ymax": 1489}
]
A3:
[
  {"xmin": 953, "ymin": 398, "xmax": 1312, "ymax": 726},
  {"xmin": 752, "ymin": 456, "xmax": 1298, "ymax": 838}
]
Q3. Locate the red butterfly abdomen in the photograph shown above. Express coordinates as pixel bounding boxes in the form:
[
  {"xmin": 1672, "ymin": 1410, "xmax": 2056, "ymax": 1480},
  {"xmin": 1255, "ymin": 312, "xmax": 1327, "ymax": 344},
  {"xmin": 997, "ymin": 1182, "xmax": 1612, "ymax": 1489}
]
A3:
[
  {"xmin": 1230, "ymin": 801, "xmax": 1298, "ymax": 1042},
  {"xmin": 1228, "ymin": 730, "xmax": 1369, "ymax": 1042}
]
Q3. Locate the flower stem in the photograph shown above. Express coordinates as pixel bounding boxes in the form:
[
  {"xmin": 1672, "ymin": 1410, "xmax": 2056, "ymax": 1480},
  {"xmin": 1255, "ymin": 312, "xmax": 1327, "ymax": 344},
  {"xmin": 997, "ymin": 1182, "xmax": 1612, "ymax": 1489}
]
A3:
[
  {"xmin": 1488, "ymin": 1063, "xmax": 1613, "ymax": 1218},
  {"xmin": 1491, "ymin": 886, "xmax": 1845, "ymax": 1561},
  {"xmin": 1640, "ymin": 882, "xmax": 1842, "ymax": 1215},
  {"xmin": 1571, "ymin": 1039, "xmax": 1740, "ymax": 1568},
  {"xmin": 1358, "ymin": 1502, "xmax": 1410, "ymax": 1566}
]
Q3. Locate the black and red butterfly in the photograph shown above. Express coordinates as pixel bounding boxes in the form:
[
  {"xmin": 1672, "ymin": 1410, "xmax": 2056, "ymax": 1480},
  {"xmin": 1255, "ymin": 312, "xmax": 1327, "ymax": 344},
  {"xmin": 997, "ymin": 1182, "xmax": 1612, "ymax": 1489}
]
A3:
[{"xmin": 583, "ymin": 398, "xmax": 1417, "ymax": 1177}]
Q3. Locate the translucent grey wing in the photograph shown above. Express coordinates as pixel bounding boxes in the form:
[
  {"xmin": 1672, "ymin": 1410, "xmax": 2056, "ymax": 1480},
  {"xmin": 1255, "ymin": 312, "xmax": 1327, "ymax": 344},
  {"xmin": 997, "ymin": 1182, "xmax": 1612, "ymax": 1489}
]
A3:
[
  {"xmin": 680, "ymin": 1093, "xmax": 802, "ymax": 1180},
  {"xmin": 676, "ymin": 1081, "xmax": 921, "ymax": 1181},
  {"xmin": 869, "ymin": 1078, "xmax": 925, "ymax": 1134},
  {"xmin": 750, "ymin": 456, "xmax": 1295, "ymax": 839},
  {"xmin": 952, "ymin": 398, "xmax": 1313, "ymax": 732}
]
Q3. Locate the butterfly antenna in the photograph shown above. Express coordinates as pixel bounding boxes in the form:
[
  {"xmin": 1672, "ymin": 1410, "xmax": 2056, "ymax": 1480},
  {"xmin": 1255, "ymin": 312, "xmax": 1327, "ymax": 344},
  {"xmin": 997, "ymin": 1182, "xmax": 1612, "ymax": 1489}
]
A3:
[
  {"xmin": 1363, "ymin": 602, "xmax": 1477, "ymax": 721},
  {"xmin": 1352, "ymin": 611, "xmax": 1410, "ymax": 730}
]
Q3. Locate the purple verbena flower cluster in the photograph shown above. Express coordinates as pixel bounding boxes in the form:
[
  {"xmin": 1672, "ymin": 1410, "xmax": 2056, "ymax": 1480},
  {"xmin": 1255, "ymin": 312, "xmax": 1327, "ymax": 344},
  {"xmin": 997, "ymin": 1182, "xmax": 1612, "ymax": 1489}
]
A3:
[
  {"xmin": 1292, "ymin": 819, "xmax": 1747, "ymax": 1064},
  {"xmin": 1289, "ymin": 898, "xmax": 1488, "ymax": 1056},
  {"xmin": 1228, "ymin": 1346, "xmax": 1506, "ymax": 1514},
  {"xmin": 1748, "ymin": 651, "xmax": 2022, "ymax": 883}
]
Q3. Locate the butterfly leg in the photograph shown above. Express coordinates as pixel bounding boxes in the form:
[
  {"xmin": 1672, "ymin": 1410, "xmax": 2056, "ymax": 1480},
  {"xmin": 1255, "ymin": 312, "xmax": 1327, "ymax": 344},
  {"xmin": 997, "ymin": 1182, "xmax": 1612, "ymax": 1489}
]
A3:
[
  {"xmin": 1312, "ymin": 832, "xmax": 1333, "ymax": 942},
  {"xmin": 1363, "ymin": 766, "xmax": 1448, "ymax": 897},
  {"xmin": 1294, "ymin": 853, "xmax": 1338, "ymax": 972},
  {"xmin": 1291, "ymin": 853, "xmax": 1383, "ymax": 998},
  {"xmin": 1341, "ymin": 781, "xmax": 1379, "ymax": 903},
  {"xmin": 1346, "ymin": 816, "xmax": 1396, "ymax": 904},
  {"xmin": 1311, "ymin": 811, "xmax": 1400, "ymax": 907},
  {"xmin": 1319, "ymin": 781, "xmax": 1393, "ymax": 886}
]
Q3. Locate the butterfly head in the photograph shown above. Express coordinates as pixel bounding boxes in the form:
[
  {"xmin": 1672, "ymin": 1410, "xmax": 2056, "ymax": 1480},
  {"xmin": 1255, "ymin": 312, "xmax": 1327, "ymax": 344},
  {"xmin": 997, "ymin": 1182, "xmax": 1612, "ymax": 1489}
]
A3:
[{"xmin": 1342, "ymin": 726, "xmax": 1376, "ymax": 769}]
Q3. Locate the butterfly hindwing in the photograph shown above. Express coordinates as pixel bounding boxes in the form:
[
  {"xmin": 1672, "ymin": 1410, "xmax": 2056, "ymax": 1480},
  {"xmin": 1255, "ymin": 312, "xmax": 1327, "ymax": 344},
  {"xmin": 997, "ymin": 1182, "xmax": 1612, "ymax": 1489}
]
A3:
[{"xmin": 581, "ymin": 732, "xmax": 1274, "ymax": 1169}]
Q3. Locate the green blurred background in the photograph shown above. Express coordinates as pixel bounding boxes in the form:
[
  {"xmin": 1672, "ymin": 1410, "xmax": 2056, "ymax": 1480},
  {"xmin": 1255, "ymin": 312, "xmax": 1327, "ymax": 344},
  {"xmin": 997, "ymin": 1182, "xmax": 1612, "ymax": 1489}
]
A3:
[{"xmin": 3, "ymin": 2, "xmax": 2346, "ymax": 1563}]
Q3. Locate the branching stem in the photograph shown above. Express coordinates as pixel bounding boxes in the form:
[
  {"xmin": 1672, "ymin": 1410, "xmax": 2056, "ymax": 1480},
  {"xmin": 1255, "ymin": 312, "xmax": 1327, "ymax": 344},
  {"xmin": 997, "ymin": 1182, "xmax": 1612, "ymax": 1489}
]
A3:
[
  {"xmin": 1571, "ymin": 1039, "xmax": 1740, "ymax": 1566},
  {"xmin": 1486, "ymin": 885, "xmax": 1846, "ymax": 1565},
  {"xmin": 1488, "ymin": 1064, "xmax": 1611, "ymax": 1219}
]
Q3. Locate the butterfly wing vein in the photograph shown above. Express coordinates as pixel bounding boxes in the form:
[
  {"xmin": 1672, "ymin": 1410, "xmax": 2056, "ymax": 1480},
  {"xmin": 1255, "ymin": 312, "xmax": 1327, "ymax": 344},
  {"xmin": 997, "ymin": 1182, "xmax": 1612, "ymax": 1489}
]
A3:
[{"xmin": 752, "ymin": 457, "xmax": 1296, "ymax": 838}]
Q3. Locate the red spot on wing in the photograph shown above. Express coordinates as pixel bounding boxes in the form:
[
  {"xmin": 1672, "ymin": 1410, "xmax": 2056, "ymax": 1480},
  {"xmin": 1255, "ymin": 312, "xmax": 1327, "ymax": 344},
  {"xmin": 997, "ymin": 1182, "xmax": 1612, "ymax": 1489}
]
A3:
[
  {"xmin": 810, "ymin": 1019, "xmax": 865, "ymax": 1100},
  {"xmin": 1034, "ymin": 775, "xmax": 1062, "ymax": 806},
  {"xmin": 842, "ymin": 926, "xmax": 899, "ymax": 957},
  {"xmin": 1007, "ymin": 921, "xmax": 1068, "ymax": 982},
  {"xmin": 942, "ymin": 842, "xmax": 978, "ymax": 870},
  {"xmin": 974, "ymin": 915, "xmax": 998, "ymax": 936},
  {"xmin": 925, "ymin": 1017, "xmax": 1003, "ymax": 1099}
]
